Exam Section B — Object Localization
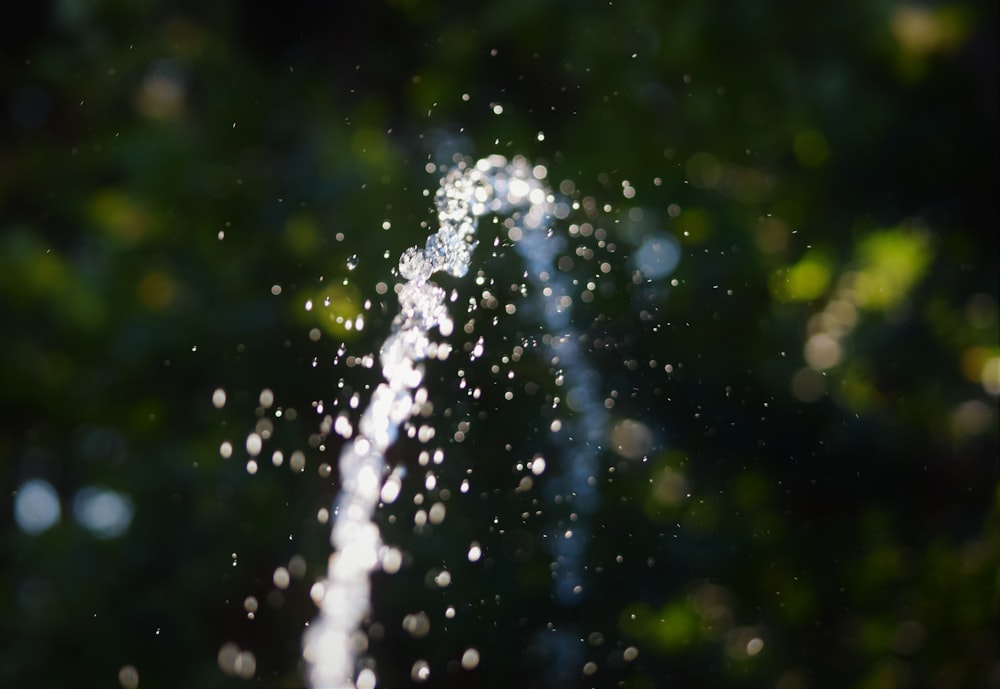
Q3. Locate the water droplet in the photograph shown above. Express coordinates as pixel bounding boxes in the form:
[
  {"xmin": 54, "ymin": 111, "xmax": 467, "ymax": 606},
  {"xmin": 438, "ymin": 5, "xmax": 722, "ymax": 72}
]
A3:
[
  {"xmin": 461, "ymin": 648, "xmax": 481, "ymax": 670},
  {"xmin": 402, "ymin": 612, "xmax": 431, "ymax": 638},
  {"xmin": 346, "ymin": 255, "xmax": 359, "ymax": 271},
  {"xmin": 117, "ymin": 664, "xmax": 139, "ymax": 689},
  {"xmin": 410, "ymin": 659, "xmax": 430, "ymax": 683},
  {"xmin": 245, "ymin": 433, "xmax": 262, "ymax": 456}
]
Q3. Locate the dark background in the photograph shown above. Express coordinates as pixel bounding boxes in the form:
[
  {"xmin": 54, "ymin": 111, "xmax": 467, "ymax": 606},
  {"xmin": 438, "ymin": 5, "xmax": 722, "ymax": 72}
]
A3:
[{"xmin": 1, "ymin": 1, "xmax": 997, "ymax": 688}]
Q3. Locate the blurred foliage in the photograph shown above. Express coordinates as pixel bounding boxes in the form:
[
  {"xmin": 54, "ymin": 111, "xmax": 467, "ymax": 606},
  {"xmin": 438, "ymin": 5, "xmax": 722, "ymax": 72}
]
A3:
[{"xmin": 1, "ymin": 1, "xmax": 997, "ymax": 688}]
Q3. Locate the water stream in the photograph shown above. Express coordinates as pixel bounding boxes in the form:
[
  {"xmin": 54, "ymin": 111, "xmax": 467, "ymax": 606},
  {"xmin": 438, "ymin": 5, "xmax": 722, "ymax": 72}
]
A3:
[{"xmin": 302, "ymin": 154, "xmax": 604, "ymax": 688}]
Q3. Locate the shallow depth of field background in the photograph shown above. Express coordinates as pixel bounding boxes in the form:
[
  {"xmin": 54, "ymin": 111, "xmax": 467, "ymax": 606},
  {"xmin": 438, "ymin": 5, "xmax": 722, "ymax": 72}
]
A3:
[{"xmin": 1, "ymin": 2, "xmax": 997, "ymax": 688}]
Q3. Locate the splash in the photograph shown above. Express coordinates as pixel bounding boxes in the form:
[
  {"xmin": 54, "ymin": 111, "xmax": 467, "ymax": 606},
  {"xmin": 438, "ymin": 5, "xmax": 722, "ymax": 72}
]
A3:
[{"xmin": 303, "ymin": 154, "xmax": 602, "ymax": 688}]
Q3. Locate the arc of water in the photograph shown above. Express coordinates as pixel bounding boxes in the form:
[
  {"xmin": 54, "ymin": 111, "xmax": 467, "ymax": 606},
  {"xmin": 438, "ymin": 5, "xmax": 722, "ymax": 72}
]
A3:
[{"xmin": 303, "ymin": 155, "xmax": 554, "ymax": 689}]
